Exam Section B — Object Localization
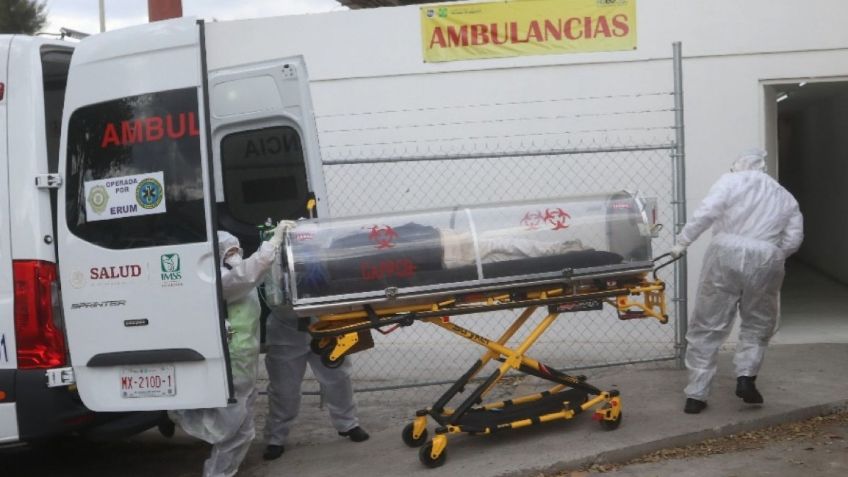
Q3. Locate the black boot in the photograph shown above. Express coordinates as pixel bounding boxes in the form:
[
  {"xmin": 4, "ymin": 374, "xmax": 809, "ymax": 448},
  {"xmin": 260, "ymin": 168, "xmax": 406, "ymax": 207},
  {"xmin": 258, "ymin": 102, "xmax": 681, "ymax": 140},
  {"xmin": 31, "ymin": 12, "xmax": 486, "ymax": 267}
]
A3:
[
  {"xmin": 684, "ymin": 398, "xmax": 708, "ymax": 414},
  {"xmin": 736, "ymin": 376, "xmax": 764, "ymax": 404},
  {"xmin": 263, "ymin": 445, "xmax": 285, "ymax": 461},
  {"xmin": 339, "ymin": 426, "xmax": 370, "ymax": 442},
  {"xmin": 157, "ymin": 417, "xmax": 175, "ymax": 438}
]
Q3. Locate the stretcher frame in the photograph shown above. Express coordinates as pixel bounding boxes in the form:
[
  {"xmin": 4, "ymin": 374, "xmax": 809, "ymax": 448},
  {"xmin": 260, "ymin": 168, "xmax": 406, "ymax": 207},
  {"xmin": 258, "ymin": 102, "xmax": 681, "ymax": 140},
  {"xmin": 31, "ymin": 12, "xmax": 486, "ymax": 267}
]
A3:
[{"xmin": 305, "ymin": 255, "xmax": 676, "ymax": 468}]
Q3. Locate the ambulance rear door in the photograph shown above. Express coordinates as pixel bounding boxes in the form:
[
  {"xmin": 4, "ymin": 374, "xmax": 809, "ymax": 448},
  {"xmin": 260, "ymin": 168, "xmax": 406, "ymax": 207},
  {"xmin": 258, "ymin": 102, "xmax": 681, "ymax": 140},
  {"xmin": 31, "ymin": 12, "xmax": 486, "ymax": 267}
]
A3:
[
  {"xmin": 207, "ymin": 56, "xmax": 329, "ymax": 230},
  {"xmin": 57, "ymin": 19, "xmax": 232, "ymax": 411}
]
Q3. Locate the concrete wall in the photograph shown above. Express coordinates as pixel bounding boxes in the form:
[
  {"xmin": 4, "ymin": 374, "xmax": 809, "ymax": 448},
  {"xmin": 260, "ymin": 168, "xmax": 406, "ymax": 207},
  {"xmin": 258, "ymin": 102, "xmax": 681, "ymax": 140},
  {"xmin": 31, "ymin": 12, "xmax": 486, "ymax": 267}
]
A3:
[
  {"xmin": 204, "ymin": 0, "xmax": 848, "ymax": 312},
  {"xmin": 780, "ymin": 89, "xmax": 848, "ymax": 284}
]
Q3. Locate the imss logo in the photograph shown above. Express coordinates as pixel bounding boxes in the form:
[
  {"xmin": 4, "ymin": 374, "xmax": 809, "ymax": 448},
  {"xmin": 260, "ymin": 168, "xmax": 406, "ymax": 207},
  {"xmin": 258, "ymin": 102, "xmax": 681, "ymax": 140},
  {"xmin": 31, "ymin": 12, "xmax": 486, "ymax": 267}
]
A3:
[{"xmin": 160, "ymin": 253, "xmax": 183, "ymax": 287}]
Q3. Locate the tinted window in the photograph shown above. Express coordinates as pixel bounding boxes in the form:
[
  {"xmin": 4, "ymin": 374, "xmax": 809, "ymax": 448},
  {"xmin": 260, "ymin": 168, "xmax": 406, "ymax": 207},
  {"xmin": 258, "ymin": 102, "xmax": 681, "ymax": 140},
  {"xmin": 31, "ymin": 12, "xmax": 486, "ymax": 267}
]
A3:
[
  {"xmin": 65, "ymin": 88, "xmax": 207, "ymax": 249},
  {"xmin": 41, "ymin": 47, "xmax": 72, "ymax": 174},
  {"xmin": 220, "ymin": 126, "xmax": 309, "ymax": 225}
]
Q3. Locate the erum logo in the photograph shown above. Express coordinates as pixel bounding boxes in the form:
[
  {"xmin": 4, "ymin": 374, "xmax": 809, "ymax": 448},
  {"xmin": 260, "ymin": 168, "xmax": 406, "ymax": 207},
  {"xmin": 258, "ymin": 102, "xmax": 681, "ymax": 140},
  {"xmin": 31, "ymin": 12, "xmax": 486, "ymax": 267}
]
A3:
[
  {"xmin": 368, "ymin": 225, "xmax": 399, "ymax": 249},
  {"xmin": 160, "ymin": 253, "xmax": 182, "ymax": 283},
  {"xmin": 136, "ymin": 177, "xmax": 164, "ymax": 209}
]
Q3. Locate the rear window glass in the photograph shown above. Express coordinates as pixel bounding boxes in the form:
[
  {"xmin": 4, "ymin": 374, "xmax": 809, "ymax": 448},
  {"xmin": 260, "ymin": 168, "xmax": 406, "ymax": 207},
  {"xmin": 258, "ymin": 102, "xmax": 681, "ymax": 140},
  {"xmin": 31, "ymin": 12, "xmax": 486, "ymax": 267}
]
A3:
[
  {"xmin": 40, "ymin": 46, "xmax": 72, "ymax": 174},
  {"xmin": 65, "ymin": 88, "xmax": 207, "ymax": 249},
  {"xmin": 219, "ymin": 126, "xmax": 309, "ymax": 225}
]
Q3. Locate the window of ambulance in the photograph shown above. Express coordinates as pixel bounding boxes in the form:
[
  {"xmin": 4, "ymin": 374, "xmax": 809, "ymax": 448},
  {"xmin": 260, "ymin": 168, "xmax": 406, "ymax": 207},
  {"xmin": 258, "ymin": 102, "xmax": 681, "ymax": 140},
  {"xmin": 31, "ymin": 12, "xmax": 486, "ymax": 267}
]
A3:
[
  {"xmin": 65, "ymin": 88, "xmax": 207, "ymax": 248},
  {"xmin": 41, "ymin": 46, "xmax": 72, "ymax": 175},
  {"xmin": 219, "ymin": 126, "xmax": 309, "ymax": 227}
]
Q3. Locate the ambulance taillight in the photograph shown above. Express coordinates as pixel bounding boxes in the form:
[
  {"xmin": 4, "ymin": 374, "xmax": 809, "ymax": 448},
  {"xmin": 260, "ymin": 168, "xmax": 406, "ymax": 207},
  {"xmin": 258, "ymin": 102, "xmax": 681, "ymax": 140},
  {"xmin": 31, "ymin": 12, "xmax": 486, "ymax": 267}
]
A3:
[{"xmin": 13, "ymin": 260, "xmax": 67, "ymax": 369}]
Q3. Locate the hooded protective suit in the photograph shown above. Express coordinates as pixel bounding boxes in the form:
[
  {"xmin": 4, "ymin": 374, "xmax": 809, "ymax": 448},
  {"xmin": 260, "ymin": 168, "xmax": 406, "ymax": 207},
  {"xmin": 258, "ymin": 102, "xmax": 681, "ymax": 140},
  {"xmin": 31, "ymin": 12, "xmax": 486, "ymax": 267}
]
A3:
[
  {"xmin": 678, "ymin": 148, "xmax": 803, "ymax": 401},
  {"xmin": 170, "ymin": 231, "xmax": 276, "ymax": 477},
  {"xmin": 263, "ymin": 306, "xmax": 360, "ymax": 448}
]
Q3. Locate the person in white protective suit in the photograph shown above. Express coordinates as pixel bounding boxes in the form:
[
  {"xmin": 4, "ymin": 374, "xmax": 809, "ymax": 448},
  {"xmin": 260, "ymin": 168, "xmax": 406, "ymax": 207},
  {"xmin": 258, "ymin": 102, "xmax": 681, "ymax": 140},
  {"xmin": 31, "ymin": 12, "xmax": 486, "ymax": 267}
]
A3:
[
  {"xmin": 169, "ymin": 225, "xmax": 288, "ymax": 477},
  {"xmin": 263, "ymin": 306, "xmax": 369, "ymax": 460},
  {"xmin": 670, "ymin": 148, "xmax": 803, "ymax": 414}
]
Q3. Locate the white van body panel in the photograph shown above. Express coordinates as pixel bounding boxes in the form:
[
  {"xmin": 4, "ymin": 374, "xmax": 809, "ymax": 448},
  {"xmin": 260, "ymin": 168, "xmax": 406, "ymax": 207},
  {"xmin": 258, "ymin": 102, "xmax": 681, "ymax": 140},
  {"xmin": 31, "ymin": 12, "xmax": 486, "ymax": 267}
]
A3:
[
  {"xmin": 0, "ymin": 37, "xmax": 15, "ymax": 374},
  {"xmin": 6, "ymin": 36, "xmax": 66, "ymax": 264},
  {"xmin": 58, "ymin": 19, "xmax": 230, "ymax": 411},
  {"xmin": 0, "ymin": 36, "xmax": 18, "ymax": 444},
  {"xmin": 0, "ymin": 402, "xmax": 18, "ymax": 444}
]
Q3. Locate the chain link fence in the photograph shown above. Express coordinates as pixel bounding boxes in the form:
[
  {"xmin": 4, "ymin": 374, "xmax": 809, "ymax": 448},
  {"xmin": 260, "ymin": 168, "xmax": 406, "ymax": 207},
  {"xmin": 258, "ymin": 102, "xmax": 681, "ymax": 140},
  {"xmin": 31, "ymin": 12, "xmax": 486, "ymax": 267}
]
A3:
[{"xmin": 299, "ymin": 54, "xmax": 686, "ymax": 404}]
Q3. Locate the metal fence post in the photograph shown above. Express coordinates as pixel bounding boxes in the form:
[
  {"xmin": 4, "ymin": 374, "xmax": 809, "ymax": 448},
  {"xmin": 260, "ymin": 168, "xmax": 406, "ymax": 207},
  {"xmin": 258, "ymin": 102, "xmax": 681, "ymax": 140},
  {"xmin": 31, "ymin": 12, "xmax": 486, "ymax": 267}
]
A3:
[{"xmin": 672, "ymin": 41, "xmax": 688, "ymax": 370}]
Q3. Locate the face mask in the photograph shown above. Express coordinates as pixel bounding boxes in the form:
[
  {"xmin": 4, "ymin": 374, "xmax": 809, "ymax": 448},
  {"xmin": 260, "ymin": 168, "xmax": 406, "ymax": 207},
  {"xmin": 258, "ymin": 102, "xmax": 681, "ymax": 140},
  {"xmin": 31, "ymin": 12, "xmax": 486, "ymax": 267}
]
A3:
[{"xmin": 224, "ymin": 248, "xmax": 243, "ymax": 268}]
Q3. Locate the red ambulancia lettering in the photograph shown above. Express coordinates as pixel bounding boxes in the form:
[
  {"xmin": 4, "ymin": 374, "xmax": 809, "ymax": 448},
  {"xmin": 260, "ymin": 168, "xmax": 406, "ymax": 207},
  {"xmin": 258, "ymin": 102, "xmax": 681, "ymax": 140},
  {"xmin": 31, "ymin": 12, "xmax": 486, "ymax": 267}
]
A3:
[
  {"xmin": 101, "ymin": 111, "xmax": 199, "ymax": 148},
  {"xmin": 429, "ymin": 15, "xmax": 630, "ymax": 49}
]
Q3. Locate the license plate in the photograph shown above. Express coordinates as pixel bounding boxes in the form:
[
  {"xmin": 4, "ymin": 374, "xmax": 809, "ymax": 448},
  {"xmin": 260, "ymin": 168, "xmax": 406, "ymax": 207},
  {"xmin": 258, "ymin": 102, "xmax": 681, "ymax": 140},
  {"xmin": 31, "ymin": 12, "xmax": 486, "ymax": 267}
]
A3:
[{"xmin": 120, "ymin": 365, "xmax": 176, "ymax": 398}]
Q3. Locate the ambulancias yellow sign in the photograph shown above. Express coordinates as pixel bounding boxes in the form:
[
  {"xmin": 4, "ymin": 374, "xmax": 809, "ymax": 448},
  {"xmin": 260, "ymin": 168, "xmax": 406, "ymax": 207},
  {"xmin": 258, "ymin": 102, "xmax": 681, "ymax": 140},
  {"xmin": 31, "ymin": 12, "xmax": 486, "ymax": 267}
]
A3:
[{"xmin": 420, "ymin": 0, "xmax": 637, "ymax": 63}]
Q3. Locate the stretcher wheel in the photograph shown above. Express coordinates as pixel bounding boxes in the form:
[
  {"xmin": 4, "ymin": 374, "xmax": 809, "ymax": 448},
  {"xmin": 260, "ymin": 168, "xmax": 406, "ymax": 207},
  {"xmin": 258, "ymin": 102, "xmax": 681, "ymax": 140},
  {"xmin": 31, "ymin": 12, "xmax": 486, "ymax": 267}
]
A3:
[
  {"xmin": 600, "ymin": 410, "xmax": 622, "ymax": 431},
  {"xmin": 310, "ymin": 338, "xmax": 330, "ymax": 355},
  {"xmin": 402, "ymin": 422, "xmax": 428, "ymax": 447},
  {"xmin": 320, "ymin": 351, "xmax": 345, "ymax": 369},
  {"xmin": 419, "ymin": 441, "xmax": 447, "ymax": 468}
]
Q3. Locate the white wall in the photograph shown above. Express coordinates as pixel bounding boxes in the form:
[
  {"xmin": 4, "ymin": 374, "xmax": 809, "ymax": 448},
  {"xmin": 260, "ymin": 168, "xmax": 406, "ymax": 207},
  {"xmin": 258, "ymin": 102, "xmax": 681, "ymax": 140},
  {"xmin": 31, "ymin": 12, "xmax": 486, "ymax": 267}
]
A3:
[
  {"xmin": 205, "ymin": 0, "xmax": 848, "ymax": 314},
  {"xmin": 780, "ymin": 89, "xmax": 848, "ymax": 284}
]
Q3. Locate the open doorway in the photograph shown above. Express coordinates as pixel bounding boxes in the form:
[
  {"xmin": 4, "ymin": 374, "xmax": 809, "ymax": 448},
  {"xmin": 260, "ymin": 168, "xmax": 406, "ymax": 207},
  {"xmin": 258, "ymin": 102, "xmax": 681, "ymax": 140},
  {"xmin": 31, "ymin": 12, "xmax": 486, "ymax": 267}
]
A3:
[{"xmin": 765, "ymin": 80, "xmax": 848, "ymax": 343}]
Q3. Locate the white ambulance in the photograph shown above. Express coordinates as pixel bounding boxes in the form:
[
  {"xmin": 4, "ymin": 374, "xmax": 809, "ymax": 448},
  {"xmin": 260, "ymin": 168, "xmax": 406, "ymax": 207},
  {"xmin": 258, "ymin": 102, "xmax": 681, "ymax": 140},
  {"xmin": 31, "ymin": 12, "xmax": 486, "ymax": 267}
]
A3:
[
  {"xmin": 0, "ymin": 34, "xmax": 164, "ymax": 444},
  {"xmin": 56, "ymin": 18, "xmax": 325, "ymax": 412}
]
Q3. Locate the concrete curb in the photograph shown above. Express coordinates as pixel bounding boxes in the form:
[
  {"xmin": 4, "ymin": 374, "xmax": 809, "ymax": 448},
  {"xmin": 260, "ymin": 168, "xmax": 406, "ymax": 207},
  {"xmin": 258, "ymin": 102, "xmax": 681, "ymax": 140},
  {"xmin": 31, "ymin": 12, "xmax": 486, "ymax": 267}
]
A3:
[{"xmin": 513, "ymin": 399, "xmax": 848, "ymax": 477}]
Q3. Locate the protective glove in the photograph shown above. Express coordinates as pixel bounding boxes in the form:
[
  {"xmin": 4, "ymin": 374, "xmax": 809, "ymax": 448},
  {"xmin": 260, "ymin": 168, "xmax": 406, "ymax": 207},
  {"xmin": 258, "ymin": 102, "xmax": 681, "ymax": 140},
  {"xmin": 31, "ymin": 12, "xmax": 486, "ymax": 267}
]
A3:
[
  {"xmin": 670, "ymin": 243, "xmax": 687, "ymax": 259},
  {"xmin": 267, "ymin": 220, "xmax": 296, "ymax": 248}
]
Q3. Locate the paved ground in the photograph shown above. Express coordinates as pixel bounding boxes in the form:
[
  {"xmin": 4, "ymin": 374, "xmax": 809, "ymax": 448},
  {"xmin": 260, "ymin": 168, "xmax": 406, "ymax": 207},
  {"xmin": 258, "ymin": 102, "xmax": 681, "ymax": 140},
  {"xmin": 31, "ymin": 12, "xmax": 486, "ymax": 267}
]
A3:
[{"xmin": 6, "ymin": 342, "xmax": 844, "ymax": 477}]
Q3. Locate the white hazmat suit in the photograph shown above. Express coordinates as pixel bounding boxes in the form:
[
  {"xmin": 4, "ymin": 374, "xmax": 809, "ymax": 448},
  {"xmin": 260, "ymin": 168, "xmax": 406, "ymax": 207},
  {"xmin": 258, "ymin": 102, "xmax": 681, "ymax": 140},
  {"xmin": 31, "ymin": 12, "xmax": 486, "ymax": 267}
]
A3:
[
  {"xmin": 676, "ymin": 148, "xmax": 803, "ymax": 404},
  {"xmin": 170, "ymin": 230, "xmax": 279, "ymax": 477},
  {"xmin": 263, "ymin": 306, "xmax": 361, "ymax": 453}
]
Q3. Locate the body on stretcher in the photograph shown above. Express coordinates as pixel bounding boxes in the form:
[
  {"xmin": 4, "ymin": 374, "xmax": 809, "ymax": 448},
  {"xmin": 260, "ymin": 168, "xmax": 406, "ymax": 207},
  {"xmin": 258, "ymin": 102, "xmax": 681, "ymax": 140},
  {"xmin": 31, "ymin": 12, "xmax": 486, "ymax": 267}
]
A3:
[{"xmin": 268, "ymin": 191, "xmax": 672, "ymax": 468}]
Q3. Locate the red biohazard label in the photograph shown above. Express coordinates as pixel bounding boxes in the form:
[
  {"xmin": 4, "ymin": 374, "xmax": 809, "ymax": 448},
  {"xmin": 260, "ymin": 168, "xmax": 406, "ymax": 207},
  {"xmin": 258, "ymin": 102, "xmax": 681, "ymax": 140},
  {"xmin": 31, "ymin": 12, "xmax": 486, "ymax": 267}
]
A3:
[
  {"xmin": 521, "ymin": 208, "xmax": 571, "ymax": 231},
  {"xmin": 368, "ymin": 225, "xmax": 399, "ymax": 249},
  {"xmin": 361, "ymin": 258, "xmax": 417, "ymax": 281},
  {"xmin": 544, "ymin": 207, "xmax": 571, "ymax": 230},
  {"xmin": 520, "ymin": 211, "xmax": 544, "ymax": 230}
]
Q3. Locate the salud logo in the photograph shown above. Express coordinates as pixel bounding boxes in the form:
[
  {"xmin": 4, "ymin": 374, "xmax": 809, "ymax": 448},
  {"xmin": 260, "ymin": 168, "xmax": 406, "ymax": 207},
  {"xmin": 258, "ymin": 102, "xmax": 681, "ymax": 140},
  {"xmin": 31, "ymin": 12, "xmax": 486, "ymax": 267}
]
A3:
[{"xmin": 160, "ymin": 253, "xmax": 182, "ymax": 287}]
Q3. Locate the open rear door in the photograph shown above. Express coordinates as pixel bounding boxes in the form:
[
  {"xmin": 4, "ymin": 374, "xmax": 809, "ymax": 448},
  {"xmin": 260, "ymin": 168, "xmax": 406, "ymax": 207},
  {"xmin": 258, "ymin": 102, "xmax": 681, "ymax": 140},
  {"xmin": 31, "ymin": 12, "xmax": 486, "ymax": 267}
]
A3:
[{"xmin": 57, "ymin": 19, "xmax": 231, "ymax": 411}]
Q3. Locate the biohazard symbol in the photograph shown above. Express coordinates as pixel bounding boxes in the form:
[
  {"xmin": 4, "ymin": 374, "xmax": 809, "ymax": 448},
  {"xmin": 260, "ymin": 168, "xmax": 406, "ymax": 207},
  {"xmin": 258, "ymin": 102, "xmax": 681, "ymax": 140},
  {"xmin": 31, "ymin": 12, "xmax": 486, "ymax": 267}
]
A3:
[
  {"xmin": 368, "ymin": 225, "xmax": 398, "ymax": 249},
  {"xmin": 544, "ymin": 208, "xmax": 571, "ymax": 230},
  {"xmin": 520, "ymin": 211, "xmax": 544, "ymax": 230}
]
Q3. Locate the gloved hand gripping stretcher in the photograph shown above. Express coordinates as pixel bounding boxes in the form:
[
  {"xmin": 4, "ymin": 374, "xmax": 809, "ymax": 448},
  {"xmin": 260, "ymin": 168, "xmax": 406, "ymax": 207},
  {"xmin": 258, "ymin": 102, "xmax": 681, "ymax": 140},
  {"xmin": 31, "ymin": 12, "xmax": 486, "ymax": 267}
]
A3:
[{"xmin": 268, "ymin": 191, "xmax": 674, "ymax": 468}]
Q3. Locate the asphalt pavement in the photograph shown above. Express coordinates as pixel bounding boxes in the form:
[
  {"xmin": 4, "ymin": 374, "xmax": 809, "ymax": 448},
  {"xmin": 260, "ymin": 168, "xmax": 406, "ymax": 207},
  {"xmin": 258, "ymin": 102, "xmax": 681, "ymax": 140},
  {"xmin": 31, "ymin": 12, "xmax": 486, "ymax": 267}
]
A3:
[{"xmin": 244, "ymin": 343, "xmax": 848, "ymax": 477}]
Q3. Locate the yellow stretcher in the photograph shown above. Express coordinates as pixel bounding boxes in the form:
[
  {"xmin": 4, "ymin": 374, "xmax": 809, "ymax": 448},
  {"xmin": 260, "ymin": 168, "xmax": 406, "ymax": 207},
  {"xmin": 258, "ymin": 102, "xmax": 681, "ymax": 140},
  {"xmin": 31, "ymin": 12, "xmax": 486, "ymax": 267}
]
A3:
[{"xmin": 305, "ymin": 254, "xmax": 676, "ymax": 468}]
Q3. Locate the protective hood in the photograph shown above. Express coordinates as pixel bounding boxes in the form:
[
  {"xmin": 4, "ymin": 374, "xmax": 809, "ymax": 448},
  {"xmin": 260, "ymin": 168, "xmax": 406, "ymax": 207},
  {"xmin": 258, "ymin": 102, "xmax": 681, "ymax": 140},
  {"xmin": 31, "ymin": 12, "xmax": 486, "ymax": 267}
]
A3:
[
  {"xmin": 217, "ymin": 231, "xmax": 240, "ymax": 267},
  {"xmin": 731, "ymin": 148, "xmax": 767, "ymax": 173}
]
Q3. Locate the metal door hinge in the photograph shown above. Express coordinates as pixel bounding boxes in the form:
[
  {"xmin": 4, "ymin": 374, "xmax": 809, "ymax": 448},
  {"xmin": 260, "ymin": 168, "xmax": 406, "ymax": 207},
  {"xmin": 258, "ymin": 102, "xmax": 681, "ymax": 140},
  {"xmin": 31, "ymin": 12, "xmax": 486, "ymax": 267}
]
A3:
[{"xmin": 35, "ymin": 174, "xmax": 63, "ymax": 189}]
